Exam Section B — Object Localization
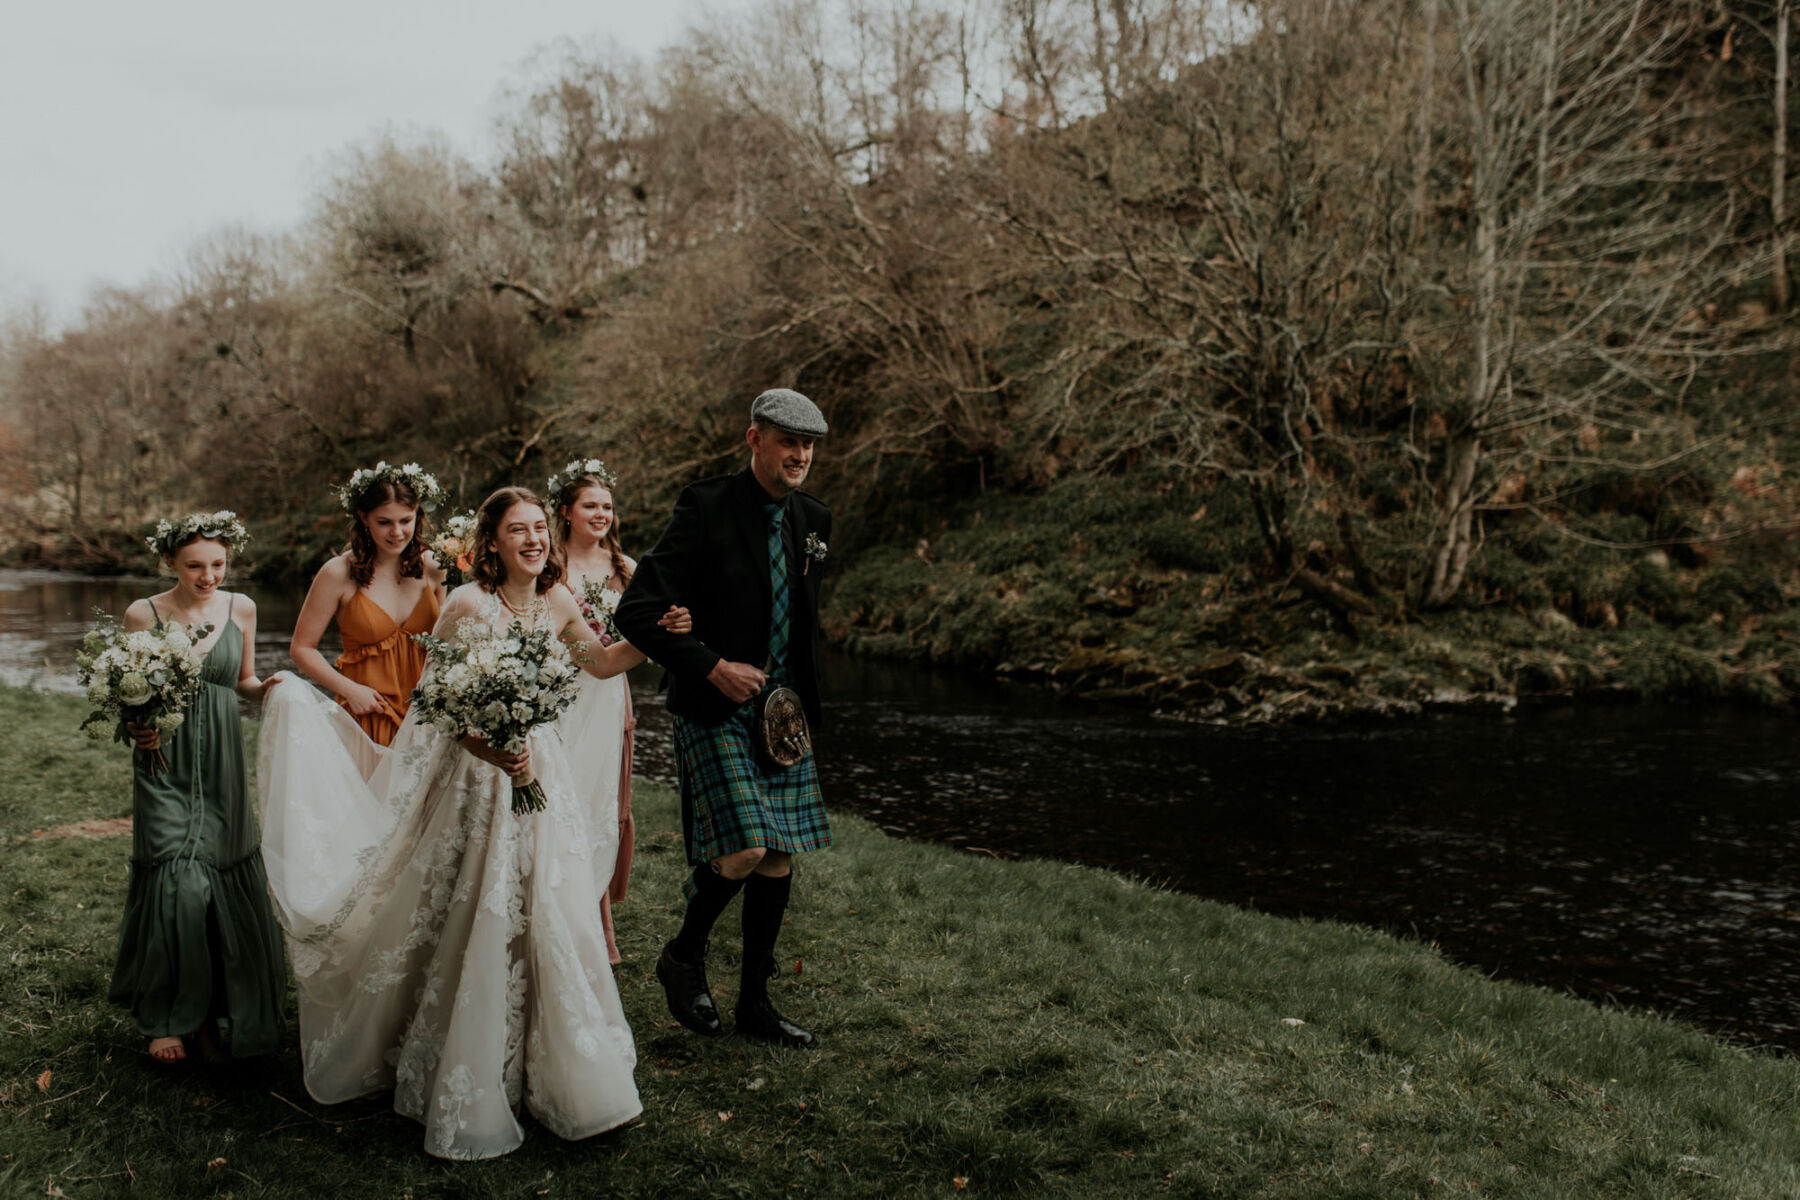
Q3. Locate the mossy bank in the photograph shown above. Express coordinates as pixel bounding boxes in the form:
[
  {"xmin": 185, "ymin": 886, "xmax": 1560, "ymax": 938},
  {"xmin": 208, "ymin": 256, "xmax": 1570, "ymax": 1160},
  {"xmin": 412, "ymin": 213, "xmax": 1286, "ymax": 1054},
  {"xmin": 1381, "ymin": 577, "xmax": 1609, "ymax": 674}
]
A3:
[
  {"xmin": 5, "ymin": 683, "xmax": 1800, "ymax": 1197},
  {"xmin": 824, "ymin": 475, "xmax": 1800, "ymax": 723}
]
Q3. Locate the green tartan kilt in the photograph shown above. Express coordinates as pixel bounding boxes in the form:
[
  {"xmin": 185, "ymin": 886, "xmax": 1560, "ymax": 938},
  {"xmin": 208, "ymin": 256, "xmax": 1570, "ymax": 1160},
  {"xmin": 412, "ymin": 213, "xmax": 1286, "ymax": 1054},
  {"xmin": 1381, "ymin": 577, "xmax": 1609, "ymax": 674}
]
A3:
[{"xmin": 673, "ymin": 708, "xmax": 831, "ymax": 872}]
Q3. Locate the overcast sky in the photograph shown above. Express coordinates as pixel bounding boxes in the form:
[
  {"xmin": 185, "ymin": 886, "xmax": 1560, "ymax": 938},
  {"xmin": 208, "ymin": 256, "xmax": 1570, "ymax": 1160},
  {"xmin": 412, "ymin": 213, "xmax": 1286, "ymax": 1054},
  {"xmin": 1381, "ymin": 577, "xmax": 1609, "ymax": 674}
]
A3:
[{"xmin": 0, "ymin": 0, "xmax": 731, "ymax": 326}]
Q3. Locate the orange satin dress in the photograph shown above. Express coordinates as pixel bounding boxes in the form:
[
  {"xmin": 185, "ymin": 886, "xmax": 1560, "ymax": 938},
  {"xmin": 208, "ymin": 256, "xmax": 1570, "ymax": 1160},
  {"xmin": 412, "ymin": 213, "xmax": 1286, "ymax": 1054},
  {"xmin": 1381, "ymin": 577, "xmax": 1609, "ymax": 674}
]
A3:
[{"xmin": 334, "ymin": 587, "xmax": 440, "ymax": 746}]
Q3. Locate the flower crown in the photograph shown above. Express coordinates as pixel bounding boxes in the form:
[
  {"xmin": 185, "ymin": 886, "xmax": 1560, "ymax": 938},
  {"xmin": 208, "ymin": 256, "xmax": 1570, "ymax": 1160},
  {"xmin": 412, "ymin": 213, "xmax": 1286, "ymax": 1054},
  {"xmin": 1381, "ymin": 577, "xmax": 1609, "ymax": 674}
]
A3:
[
  {"xmin": 335, "ymin": 461, "xmax": 446, "ymax": 515},
  {"xmin": 545, "ymin": 457, "xmax": 619, "ymax": 498},
  {"xmin": 146, "ymin": 510, "xmax": 250, "ymax": 558}
]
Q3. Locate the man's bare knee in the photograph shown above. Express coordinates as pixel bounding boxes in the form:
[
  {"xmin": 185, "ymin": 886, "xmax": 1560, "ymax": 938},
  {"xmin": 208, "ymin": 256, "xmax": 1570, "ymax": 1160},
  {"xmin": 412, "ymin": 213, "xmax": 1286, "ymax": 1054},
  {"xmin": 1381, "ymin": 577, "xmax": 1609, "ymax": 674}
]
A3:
[
  {"xmin": 715, "ymin": 848, "xmax": 766, "ymax": 880},
  {"xmin": 753, "ymin": 851, "xmax": 792, "ymax": 878}
]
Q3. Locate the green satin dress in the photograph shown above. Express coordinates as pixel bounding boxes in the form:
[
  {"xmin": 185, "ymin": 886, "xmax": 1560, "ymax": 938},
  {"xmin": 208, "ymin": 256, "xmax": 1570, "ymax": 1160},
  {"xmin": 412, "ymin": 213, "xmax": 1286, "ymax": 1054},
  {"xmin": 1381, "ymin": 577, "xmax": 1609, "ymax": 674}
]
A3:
[{"xmin": 107, "ymin": 597, "xmax": 286, "ymax": 1056}]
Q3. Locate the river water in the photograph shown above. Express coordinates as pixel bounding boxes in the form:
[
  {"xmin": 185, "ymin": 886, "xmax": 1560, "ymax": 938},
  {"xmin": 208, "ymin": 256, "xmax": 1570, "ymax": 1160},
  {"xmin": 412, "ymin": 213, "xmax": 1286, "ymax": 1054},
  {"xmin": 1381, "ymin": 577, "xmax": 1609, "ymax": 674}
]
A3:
[{"xmin": 5, "ymin": 568, "xmax": 1796, "ymax": 1049}]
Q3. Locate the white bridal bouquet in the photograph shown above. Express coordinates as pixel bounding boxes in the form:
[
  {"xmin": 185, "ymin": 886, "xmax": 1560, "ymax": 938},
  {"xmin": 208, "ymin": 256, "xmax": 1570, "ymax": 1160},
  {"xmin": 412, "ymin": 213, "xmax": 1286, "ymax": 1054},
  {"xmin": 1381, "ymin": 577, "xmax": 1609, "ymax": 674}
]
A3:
[
  {"xmin": 578, "ymin": 578, "xmax": 620, "ymax": 646},
  {"xmin": 410, "ymin": 620, "xmax": 582, "ymax": 813},
  {"xmin": 74, "ymin": 611, "xmax": 212, "ymax": 776}
]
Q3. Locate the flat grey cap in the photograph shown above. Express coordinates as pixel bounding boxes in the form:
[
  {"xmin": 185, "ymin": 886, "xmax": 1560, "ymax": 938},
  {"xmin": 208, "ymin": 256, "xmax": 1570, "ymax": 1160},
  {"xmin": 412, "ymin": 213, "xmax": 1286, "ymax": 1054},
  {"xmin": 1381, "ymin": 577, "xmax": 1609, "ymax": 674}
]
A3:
[{"xmin": 751, "ymin": 388, "xmax": 829, "ymax": 437}]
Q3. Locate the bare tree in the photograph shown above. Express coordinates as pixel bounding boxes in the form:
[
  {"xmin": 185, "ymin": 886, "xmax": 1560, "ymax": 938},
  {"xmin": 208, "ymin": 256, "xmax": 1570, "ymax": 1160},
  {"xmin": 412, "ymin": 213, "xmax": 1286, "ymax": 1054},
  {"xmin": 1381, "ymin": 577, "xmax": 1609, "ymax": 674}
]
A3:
[
  {"xmin": 1418, "ymin": 0, "xmax": 1746, "ymax": 607},
  {"xmin": 990, "ymin": 1, "xmax": 1416, "ymax": 614},
  {"xmin": 492, "ymin": 41, "xmax": 653, "ymax": 319},
  {"xmin": 1734, "ymin": 0, "xmax": 1794, "ymax": 312},
  {"xmin": 310, "ymin": 136, "xmax": 488, "ymax": 361}
]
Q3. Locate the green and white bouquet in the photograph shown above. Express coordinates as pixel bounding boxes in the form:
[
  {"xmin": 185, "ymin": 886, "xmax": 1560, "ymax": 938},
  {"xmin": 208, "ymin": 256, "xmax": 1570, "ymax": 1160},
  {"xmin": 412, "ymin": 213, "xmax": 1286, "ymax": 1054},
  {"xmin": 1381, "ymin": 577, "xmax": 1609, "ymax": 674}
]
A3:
[
  {"xmin": 75, "ymin": 610, "xmax": 212, "ymax": 776},
  {"xmin": 428, "ymin": 510, "xmax": 477, "ymax": 586},
  {"xmin": 577, "ymin": 578, "xmax": 620, "ymax": 646},
  {"xmin": 410, "ymin": 620, "xmax": 582, "ymax": 814}
]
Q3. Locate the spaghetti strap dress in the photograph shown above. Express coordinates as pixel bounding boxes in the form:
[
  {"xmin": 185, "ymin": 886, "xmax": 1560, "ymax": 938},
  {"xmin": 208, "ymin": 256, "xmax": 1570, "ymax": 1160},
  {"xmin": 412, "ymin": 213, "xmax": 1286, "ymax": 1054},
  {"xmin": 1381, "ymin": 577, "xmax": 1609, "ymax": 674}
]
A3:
[
  {"xmin": 108, "ymin": 595, "xmax": 287, "ymax": 1056},
  {"xmin": 335, "ymin": 587, "xmax": 440, "ymax": 746},
  {"xmin": 556, "ymin": 575, "xmax": 635, "ymax": 964}
]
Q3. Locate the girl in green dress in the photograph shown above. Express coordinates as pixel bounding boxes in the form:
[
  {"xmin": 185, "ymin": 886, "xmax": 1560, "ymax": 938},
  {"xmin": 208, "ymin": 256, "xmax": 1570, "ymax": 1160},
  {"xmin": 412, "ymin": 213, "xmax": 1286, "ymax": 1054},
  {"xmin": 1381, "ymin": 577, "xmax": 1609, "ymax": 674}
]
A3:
[{"xmin": 112, "ymin": 512, "xmax": 287, "ymax": 1064}]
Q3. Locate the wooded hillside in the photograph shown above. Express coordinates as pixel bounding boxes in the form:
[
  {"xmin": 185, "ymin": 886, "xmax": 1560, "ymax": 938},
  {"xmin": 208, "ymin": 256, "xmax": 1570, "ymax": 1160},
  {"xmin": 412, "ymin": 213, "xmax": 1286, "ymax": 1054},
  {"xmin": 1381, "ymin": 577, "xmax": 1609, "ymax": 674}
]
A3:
[{"xmin": 4, "ymin": 0, "xmax": 1796, "ymax": 715}]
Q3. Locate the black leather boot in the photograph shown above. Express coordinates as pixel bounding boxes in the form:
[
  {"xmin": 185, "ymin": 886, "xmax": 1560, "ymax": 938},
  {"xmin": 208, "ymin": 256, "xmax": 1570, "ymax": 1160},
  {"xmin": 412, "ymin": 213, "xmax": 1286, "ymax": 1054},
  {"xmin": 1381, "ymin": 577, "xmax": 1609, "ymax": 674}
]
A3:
[
  {"xmin": 657, "ymin": 941, "xmax": 724, "ymax": 1037},
  {"xmin": 735, "ymin": 995, "xmax": 819, "ymax": 1049},
  {"xmin": 735, "ymin": 956, "xmax": 818, "ymax": 1049}
]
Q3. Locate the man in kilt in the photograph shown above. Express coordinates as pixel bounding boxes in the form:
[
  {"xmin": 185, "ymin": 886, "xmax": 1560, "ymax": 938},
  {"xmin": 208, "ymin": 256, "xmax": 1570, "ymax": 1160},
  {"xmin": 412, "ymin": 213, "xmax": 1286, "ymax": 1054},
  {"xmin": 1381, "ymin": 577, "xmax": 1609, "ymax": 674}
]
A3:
[{"xmin": 614, "ymin": 388, "xmax": 832, "ymax": 1048}]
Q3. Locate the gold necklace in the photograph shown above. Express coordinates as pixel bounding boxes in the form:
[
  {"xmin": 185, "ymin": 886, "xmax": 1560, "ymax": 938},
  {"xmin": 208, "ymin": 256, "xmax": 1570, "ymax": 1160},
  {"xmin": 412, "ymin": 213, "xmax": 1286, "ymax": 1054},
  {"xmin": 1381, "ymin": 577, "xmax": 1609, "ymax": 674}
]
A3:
[{"xmin": 497, "ymin": 588, "xmax": 539, "ymax": 621}]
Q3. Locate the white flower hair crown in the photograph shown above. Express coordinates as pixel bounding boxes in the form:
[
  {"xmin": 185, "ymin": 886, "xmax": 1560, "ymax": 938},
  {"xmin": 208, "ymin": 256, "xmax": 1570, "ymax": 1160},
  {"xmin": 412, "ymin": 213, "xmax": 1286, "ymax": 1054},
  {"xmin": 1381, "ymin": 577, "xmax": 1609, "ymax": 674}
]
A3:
[
  {"xmin": 146, "ymin": 510, "xmax": 250, "ymax": 558},
  {"xmin": 335, "ymin": 461, "xmax": 446, "ymax": 515},
  {"xmin": 546, "ymin": 457, "xmax": 619, "ymax": 498}
]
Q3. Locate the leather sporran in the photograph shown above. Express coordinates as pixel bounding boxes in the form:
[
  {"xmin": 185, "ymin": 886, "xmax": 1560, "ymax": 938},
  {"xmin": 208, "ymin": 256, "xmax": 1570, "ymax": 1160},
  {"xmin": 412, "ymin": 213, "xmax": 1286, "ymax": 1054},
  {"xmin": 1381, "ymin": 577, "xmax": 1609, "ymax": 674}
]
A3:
[{"xmin": 754, "ymin": 685, "xmax": 812, "ymax": 769}]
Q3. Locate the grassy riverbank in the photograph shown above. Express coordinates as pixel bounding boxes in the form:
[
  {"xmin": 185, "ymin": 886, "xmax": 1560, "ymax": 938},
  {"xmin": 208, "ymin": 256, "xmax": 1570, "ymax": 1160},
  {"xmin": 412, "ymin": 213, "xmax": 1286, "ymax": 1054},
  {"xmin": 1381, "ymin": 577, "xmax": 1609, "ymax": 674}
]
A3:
[
  {"xmin": 825, "ymin": 479, "xmax": 1800, "ymax": 722},
  {"xmin": 4, "ymin": 683, "xmax": 1799, "ymax": 1198}
]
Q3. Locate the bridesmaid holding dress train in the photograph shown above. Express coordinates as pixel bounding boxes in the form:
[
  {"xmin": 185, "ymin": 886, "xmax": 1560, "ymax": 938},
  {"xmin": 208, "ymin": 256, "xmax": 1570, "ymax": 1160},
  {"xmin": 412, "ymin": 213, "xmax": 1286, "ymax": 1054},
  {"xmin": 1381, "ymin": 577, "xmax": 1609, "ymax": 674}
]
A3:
[{"xmin": 290, "ymin": 462, "xmax": 447, "ymax": 746}]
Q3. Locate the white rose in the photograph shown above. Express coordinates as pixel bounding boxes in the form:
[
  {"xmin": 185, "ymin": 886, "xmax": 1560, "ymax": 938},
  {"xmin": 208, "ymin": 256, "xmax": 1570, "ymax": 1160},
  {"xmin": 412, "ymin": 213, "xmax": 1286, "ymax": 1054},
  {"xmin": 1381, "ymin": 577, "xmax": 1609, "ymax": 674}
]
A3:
[{"xmin": 118, "ymin": 672, "xmax": 153, "ymax": 707}]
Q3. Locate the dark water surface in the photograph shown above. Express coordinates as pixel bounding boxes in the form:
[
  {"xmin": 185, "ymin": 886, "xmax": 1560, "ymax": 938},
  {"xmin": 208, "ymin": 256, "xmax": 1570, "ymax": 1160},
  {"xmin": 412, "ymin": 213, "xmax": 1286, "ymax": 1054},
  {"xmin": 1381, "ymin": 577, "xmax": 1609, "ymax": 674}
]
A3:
[{"xmin": 5, "ymin": 569, "xmax": 1796, "ymax": 1049}]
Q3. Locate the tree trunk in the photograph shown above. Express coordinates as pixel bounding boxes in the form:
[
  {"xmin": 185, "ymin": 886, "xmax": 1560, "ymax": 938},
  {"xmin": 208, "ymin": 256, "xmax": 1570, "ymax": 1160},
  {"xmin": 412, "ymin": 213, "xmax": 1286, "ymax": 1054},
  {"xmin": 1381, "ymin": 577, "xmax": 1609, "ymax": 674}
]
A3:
[
  {"xmin": 1776, "ymin": 0, "xmax": 1791, "ymax": 313},
  {"xmin": 1411, "ymin": 0, "xmax": 1438, "ymax": 240},
  {"xmin": 1423, "ymin": 431, "xmax": 1482, "ymax": 607}
]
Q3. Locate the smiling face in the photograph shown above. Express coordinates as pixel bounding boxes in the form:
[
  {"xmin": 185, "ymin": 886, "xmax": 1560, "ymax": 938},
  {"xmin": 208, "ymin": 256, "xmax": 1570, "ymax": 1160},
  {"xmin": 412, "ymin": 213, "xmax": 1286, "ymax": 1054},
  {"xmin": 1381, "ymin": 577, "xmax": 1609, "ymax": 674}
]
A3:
[
  {"xmin": 561, "ymin": 485, "xmax": 614, "ymax": 547},
  {"xmin": 493, "ymin": 500, "xmax": 550, "ymax": 581},
  {"xmin": 747, "ymin": 423, "xmax": 816, "ymax": 497},
  {"xmin": 360, "ymin": 500, "xmax": 419, "ymax": 559},
  {"xmin": 167, "ymin": 537, "xmax": 229, "ymax": 605}
]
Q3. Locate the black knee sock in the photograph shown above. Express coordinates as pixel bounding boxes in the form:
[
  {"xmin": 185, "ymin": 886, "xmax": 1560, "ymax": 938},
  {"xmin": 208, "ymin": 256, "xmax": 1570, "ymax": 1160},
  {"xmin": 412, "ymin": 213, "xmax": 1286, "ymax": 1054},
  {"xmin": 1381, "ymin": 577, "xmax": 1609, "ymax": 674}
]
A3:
[
  {"xmin": 671, "ymin": 866, "xmax": 746, "ymax": 962},
  {"xmin": 739, "ymin": 870, "xmax": 792, "ymax": 1004}
]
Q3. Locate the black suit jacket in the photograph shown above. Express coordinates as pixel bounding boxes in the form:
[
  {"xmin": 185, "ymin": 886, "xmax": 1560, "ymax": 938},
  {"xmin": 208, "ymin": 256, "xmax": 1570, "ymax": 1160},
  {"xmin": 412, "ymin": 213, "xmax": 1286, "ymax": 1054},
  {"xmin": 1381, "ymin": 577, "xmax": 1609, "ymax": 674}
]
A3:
[{"xmin": 615, "ymin": 468, "xmax": 831, "ymax": 728}]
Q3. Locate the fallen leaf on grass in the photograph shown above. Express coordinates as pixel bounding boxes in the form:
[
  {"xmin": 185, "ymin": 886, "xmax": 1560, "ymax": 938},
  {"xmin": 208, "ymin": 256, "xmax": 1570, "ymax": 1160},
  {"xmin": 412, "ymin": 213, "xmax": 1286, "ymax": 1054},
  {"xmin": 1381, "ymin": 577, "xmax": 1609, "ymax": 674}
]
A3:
[
  {"xmin": 717, "ymin": 1111, "xmax": 732, "ymax": 1122},
  {"xmin": 794, "ymin": 958, "xmax": 803, "ymax": 975},
  {"xmin": 953, "ymin": 1178, "xmax": 969, "ymax": 1190},
  {"xmin": 206, "ymin": 1157, "xmax": 227, "ymax": 1171},
  {"xmin": 1280, "ymin": 1018, "xmax": 1306, "ymax": 1026},
  {"xmin": 36, "ymin": 1071, "xmax": 51, "ymax": 1092}
]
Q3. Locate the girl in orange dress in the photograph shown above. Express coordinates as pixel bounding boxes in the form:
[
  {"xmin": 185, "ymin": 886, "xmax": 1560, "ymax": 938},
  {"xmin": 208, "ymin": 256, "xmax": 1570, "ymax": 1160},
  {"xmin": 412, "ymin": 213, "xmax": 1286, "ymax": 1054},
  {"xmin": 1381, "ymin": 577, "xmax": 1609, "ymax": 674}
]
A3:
[{"xmin": 290, "ymin": 463, "xmax": 448, "ymax": 746}]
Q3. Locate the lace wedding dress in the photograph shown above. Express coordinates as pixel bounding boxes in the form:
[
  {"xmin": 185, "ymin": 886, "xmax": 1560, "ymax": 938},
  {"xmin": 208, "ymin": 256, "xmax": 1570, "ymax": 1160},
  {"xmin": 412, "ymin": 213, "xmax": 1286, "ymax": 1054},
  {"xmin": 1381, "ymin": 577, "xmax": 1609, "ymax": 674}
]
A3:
[
  {"xmin": 556, "ymin": 571, "xmax": 634, "ymax": 963},
  {"xmin": 256, "ymin": 588, "xmax": 641, "ymax": 1160}
]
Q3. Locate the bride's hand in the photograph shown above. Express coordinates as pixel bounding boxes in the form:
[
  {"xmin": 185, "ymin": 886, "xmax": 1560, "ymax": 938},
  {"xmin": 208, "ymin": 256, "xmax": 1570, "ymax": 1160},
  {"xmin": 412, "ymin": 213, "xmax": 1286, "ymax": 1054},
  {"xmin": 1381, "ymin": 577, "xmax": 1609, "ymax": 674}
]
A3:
[
  {"xmin": 461, "ymin": 734, "xmax": 530, "ymax": 777},
  {"xmin": 126, "ymin": 721, "xmax": 161, "ymax": 751},
  {"xmin": 659, "ymin": 605, "xmax": 692, "ymax": 635}
]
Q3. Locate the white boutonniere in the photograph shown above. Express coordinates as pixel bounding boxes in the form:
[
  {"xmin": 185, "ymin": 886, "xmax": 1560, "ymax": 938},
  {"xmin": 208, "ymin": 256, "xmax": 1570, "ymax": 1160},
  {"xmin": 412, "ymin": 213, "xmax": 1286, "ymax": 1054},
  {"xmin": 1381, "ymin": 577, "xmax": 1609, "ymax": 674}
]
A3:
[{"xmin": 804, "ymin": 532, "xmax": 828, "ymax": 575}]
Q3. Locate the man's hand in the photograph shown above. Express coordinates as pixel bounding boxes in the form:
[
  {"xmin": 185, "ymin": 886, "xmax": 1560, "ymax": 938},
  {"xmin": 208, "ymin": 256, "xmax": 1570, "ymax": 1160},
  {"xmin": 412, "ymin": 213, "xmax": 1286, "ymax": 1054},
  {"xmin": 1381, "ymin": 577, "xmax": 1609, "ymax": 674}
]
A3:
[{"xmin": 707, "ymin": 660, "xmax": 767, "ymax": 705}]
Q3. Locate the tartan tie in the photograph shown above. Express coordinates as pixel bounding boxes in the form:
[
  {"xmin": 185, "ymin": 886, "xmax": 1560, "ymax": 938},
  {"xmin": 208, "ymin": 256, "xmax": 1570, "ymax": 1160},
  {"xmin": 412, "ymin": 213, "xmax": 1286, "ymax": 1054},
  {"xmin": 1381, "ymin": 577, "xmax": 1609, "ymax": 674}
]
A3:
[{"xmin": 766, "ymin": 503, "xmax": 790, "ymax": 679}]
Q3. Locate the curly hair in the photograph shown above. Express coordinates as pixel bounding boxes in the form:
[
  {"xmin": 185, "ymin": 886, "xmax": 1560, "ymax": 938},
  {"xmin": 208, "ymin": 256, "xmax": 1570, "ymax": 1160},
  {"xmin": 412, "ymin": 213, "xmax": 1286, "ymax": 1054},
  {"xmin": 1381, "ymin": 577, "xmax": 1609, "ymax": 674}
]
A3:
[
  {"xmin": 470, "ymin": 486, "xmax": 562, "ymax": 594},
  {"xmin": 552, "ymin": 473, "xmax": 631, "ymax": 589},
  {"xmin": 344, "ymin": 477, "xmax": 432, "ymax": 588}
]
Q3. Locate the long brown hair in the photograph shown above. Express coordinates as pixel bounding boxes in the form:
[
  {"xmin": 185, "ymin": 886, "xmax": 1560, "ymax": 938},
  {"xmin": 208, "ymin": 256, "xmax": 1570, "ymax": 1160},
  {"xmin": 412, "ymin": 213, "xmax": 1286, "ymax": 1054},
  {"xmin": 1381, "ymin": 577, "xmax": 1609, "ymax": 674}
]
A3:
[
  {"xmin": 552, "ymin": 473, "xmax": 631, "ymax": 589},
  {"xmin": 344, "ymin": 478, "xmax": 431, "ymax": 587},
  {"xmin": 470, "ymin": 487, "xmax": 562, "ymax": 594}
]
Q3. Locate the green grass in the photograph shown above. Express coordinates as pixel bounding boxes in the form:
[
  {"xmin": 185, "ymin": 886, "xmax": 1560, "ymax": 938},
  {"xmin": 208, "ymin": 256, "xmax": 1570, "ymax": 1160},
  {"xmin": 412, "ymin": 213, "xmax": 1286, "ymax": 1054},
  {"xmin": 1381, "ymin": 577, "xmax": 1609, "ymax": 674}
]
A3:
[{"xmin": 4, "ymin": 683, "xmax": 1800, "ymax": 1198}]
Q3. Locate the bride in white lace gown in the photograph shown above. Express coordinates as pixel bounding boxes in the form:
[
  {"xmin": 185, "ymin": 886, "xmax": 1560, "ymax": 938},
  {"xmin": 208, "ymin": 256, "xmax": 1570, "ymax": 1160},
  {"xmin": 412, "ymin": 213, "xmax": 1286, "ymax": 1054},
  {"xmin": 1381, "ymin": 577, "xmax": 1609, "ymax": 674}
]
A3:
[{"xmin": 257, "ymin": 486, "xmax": 683, "ymax": 1160}]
